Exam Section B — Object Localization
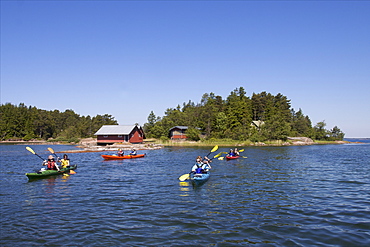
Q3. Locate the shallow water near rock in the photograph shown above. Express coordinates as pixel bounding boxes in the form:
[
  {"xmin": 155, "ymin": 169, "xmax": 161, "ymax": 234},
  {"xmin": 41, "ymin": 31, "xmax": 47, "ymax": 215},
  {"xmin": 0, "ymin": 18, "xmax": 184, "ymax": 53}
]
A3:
[{"xmin": 1, "ymin": 141, "xmax": 369, "ymax": 246}]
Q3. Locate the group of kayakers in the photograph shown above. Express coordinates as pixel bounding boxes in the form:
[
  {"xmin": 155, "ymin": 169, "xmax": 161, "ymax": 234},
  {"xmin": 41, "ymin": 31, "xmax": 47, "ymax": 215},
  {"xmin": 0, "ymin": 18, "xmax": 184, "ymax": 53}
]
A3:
[
  {"xmin": 117, "ymin": 148, "xmax": 137, "ymax": 157},
  {"xmin": 190, "ymin": 147, "xmax": 240, "ymax": 174},
  {"xmin": 43, "ymin": 154, "xmax": 70, "ymax": 171}
]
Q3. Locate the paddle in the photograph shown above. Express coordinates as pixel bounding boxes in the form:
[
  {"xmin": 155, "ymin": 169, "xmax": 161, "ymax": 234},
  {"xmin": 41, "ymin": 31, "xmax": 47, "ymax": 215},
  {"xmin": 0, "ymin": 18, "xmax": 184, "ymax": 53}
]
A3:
[
  {"xmin": 26, "ymin": 146, "xmax": 61, "ymax": 171},
  {"xmin": 26, "ymin": 146, "xmax": 45, "ymax": 161},
  {"xmin": 205, "ymin": 145, "xmax": 219, "ymax": 157},
  {"xmin": 47, "ymin": 147, "xmax": 59, "ymax": 160},
  {"xmin": 178, "ymin": 173, "xmax": 190, "ymax": 182},
  {"xmin": 178, "ymin": 145, "xmax": 219, "ymax": 181},
  {"xmin": 211, "ymin": 152, "xmax": 223, "ymax": 160}
]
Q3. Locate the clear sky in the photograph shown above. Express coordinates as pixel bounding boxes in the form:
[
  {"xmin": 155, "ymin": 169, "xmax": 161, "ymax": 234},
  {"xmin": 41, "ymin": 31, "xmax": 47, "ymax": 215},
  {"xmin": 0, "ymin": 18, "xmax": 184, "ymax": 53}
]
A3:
[{"xmin": 1, "ymin": 1, "xmax": 369, "ymax": 138}]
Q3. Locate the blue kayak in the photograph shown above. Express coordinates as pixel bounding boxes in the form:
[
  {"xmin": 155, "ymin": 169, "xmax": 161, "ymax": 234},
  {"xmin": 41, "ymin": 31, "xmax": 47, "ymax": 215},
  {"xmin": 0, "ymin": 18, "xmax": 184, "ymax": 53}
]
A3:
[{"xmin": 190, "ymin": 171, "xmax": 210, "ymax": 185}]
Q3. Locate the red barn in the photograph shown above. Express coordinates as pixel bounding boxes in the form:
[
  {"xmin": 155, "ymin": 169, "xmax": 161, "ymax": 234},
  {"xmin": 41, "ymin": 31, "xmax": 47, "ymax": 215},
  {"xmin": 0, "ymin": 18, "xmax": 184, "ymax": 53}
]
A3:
[{"xmin": 94, "ymin": 125, "xmax": 145, "ymax": 145}]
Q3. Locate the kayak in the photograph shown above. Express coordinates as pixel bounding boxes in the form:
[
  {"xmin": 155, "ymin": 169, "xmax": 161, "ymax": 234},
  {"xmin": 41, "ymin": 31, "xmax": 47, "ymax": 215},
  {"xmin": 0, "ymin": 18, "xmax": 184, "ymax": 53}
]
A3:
[
  {"xmin": 101, "ymin": 154, "xmax": 146, "ymax": 160},
  {"xmin": 190, "ymin": 171, "xmax": 210, "ymax": 185},
  {"xmin": 26, "ymin": 165, "xmax": 77, "ymax": 180},
  {"xmin": 226, "ymin": 155, "xmax": 240, "ymax": 160}
]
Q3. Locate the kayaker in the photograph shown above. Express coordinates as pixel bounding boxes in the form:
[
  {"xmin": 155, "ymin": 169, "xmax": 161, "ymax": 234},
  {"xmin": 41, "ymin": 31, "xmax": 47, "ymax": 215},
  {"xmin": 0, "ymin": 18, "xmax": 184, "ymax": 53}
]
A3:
[
  {"xmin": 227, "ymin": 149, "xmax": 235, "ymax": 157},
  {"xmin": 130, "ymin": 148, "xmax": 137, "ymax": 156},
  {"xmin": 191, "ymin": 156, "xmax": 212, "ymax": 174},
  {"xmin": 234, "ymin": 148, "xmax": 240, "ymax": 156},
  {"xmin": 117, "ymin": 149, "xmax": 124, "ymax": 157},
  {"xmin": 59, "ymin": 154, "xmax": 70, "ymax": 168},
  {"xmin": 191, "ymin": 156, "xmax": 204, "ymax": 174},
  {"xmin": 43, "ymin": 155, "xmax": 60, "ymax": 171}
]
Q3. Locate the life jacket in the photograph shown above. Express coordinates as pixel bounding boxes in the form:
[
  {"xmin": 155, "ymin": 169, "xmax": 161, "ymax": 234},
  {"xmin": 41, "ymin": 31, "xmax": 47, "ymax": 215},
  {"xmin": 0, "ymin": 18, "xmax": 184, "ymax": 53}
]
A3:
[
  {"xmin": 195, "ymin": 163, "xmax": 204, "ymax": 173},
  {"xmin": 60, "ymin": 159, "xmax": 70, "ymax": 168},
  {"xmin": 47, "ymin": 160, "xmax": 57, "ymax": 170}
]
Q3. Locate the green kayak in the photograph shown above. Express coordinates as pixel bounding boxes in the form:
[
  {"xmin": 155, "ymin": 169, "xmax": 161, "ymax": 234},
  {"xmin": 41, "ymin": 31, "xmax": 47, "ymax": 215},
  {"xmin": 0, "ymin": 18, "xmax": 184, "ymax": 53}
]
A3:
[{"xmin": 26, "ymin": 165, "xmax": 77, "ymax": 180}]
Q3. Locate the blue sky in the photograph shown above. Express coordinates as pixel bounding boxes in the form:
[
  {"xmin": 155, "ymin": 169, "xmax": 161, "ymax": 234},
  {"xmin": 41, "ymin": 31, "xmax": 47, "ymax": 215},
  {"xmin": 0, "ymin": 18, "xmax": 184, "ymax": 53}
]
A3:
[{"xmin": 1, "ymin": 1, "xmax": 369, "ymax": 138}]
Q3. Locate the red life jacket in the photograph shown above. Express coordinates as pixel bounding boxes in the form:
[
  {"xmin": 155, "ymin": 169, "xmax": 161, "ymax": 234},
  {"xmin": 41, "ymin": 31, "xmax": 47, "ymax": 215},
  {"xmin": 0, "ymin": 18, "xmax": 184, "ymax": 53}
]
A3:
[{"xmin": 47, "ymin": 161, "xmax": 57, "ymax": 170}]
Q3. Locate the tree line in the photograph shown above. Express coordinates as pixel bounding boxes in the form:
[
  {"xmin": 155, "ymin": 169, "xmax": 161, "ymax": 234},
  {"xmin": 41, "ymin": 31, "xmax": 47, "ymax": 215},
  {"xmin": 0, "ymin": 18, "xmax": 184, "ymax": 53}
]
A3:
[
  {"xmin": 0, "ymin": 103, "xmax": 118, "ymax": 142},
  {"xmin": 143, "ymin": 87, "xmax": 345, "ymax": 142}
]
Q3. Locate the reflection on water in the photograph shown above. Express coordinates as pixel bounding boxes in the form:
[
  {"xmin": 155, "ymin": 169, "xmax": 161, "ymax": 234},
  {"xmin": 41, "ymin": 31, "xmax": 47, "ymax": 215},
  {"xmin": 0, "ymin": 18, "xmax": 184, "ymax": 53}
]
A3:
[{"xmin": 178, "ymin": 181, "xmax": 191, "ymax": 196}]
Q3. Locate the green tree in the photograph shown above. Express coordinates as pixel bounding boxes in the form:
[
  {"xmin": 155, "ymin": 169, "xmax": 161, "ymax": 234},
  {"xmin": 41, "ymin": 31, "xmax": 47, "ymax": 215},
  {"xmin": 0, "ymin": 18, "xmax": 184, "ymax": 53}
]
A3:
[
  {"xmin": 144, "ymin": 89, "xmax": 344, "ymax": 142},
  {"xmin": 0, "ymin": 103, "xmax": 118, "ymax": 141},
  {"xmin": 329, "ymin": 126, "xmax": 345, "ymax": 141},
  {"xmin": 186, "ymin": 127, "xmax": 201, "ymax": 141},
  {"xmin": 291, "ymin": 108, "xmax": 313, "ymax": 137},
  {"xmin": 143, "ymin": 111, "xmax": 161, "ymax": 138},
  {"xmin": 224, "ymin": 87, "xmax": 252, "ymax": 136},
  {"xmin": 314, "ymin": 121, "xmax": 328, "ymax": 140}
]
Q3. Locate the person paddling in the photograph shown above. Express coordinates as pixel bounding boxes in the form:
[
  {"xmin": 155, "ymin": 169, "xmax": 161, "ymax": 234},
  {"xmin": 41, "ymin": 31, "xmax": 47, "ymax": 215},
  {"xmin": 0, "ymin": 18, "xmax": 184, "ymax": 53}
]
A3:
[
  {"xmin": 59, "ymin": 154, "xmax": 70, "ymax": 169},
  {"xmin": 191, "ymin": 156, "xmax": 211, "ymax": 174},
  {"xmin": 130, "ymin": 148, "xmax": 137, "ymax": 156},
  {"xmin": 43, "ymin": 155, "xmax": 60, "ymax": 171},
  {"xmin": 191, "ymin": 156, "xmax": 204, "ymax": 173},
  {"xmin": 117, "ymin": 149, "xmax": 124, "ymax": 157},
  {"xmin": 227, "ymin": 149, "xmax": 235, "ymax": 158}
]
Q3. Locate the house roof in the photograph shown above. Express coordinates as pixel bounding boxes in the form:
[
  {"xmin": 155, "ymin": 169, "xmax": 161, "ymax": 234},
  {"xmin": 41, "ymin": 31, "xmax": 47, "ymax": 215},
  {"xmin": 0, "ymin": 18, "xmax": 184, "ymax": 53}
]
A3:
[
  {"xmin": 169, "ymin": 126, "xmax": 189, "ymax": 131},
  {"xmin": 251, "ymin": 120, "xmax": 265, "ymax": 128},
  {"xmin": 94, "ymin": 125, "xmax": 139, "ymax": 135}
]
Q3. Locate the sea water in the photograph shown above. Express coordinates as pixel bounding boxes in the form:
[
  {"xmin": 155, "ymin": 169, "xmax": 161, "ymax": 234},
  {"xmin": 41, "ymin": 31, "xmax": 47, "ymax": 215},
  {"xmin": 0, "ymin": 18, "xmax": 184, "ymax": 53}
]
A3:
[{"xmin": 0, "ymin": 140, "xmax": 369, "ymax": 246}]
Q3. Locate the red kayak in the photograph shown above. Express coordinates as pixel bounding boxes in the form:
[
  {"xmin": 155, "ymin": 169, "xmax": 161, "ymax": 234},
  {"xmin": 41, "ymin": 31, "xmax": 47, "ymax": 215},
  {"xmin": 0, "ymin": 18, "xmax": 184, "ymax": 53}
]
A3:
[
  {"xmin": 226, "ymin": 155, "xmax": 240, "ymax": 160},
  {"xmin": 102, "ymin": 154, "xmax": 146, "ymax": 160}
]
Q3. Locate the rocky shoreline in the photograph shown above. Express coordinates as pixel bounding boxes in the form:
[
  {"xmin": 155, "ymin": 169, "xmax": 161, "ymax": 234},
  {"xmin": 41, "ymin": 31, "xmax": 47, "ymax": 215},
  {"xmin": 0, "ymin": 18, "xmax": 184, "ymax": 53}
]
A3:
[
  {"xmin": 73, "ymin": 138, "xmax": 164, "ymax": 153},
  {"xmin": 2, "ymin": 137, "xmax": 352, "ymax": 153}
]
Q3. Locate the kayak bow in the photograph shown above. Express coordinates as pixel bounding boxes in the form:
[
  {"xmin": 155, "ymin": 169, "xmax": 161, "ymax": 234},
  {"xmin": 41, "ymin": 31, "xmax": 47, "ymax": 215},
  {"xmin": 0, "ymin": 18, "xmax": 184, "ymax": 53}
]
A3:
[{"xmin": 190, "ymin": 171, "xmax": 210, "ymax": 185}]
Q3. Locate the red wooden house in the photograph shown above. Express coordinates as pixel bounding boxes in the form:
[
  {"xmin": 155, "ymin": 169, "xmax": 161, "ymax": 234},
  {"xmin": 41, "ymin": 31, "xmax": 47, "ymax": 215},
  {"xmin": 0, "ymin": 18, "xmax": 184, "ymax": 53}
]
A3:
[
  {"xmin": 94, "ymin": 125, "xmax": 145, "ymax": 145},
  {"xmin": 169, "ymin": 126, "xmax": 188, "ymax": 140}
]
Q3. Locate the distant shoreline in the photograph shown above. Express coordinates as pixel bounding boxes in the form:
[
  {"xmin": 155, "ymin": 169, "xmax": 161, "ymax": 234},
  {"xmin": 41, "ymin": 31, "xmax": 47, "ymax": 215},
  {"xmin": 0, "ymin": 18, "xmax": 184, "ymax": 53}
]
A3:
[{"xmin": 1, "ymin": 138, "xmax": 364, "ymax": 154}]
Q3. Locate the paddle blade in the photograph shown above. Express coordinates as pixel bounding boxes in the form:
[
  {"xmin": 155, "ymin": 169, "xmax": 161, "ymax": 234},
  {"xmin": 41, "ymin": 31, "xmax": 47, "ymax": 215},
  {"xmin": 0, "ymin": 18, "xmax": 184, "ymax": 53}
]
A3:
[
  {"xmin": 47, "ymin": 147, "xmax": 55, "ymax": 154},
  {"xmin": 179, "ymin": 173, "xmax": 190, "ymax": 181},
  {"xmin": 239, "ymin": 149, "xmax": 244, "ymax": 153},
  {"xmin": 210, "ymin": 145, "xmax": 219, "ymax": 153},
  {"xmin": 69, "ymin": 170, "xmax": 76, "ymax": 174},
  {"xmin": 26, "ymin": 146, "xmax": 35, "ymax": 154},
  {"xmin": 218, "ymin": 157, "xmax": 224, "ymax": 160},
  {"xmin": 213, "ymin": 152, "xmax": 222, "ymax": 158}
]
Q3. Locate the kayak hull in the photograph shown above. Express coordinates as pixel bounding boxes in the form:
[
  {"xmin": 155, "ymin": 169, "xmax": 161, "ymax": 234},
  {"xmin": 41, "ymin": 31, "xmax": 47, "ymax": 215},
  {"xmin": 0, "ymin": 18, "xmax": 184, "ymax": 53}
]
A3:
[
  {"xmin": 190, "ymin": 172, "xmax": 210, "ymax": 185},
  {"xmin": 26, "ymin": 165, "xmax": 77, "ymax": 179},
  {"xmin": 226, "ymin": 155, "xmax": 240, "ymax": 160},
  {"xmin": 101, "ymin": 154, "xmax": 146, "ymax": 160}
]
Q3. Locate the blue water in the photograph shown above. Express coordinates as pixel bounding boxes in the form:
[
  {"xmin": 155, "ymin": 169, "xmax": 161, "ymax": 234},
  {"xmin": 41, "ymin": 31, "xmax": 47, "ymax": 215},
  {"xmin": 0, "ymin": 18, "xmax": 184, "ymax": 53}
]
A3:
[{"xmin": 0, "ymin": 141, "xmax": 369, "ymax": 246}]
